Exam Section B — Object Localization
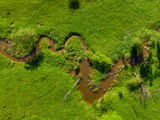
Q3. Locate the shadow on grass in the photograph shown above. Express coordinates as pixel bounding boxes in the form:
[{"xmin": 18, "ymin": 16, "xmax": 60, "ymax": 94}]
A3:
[{"xmin": 24, "ymin": 52, "xmax": 44, "ymax": 70}]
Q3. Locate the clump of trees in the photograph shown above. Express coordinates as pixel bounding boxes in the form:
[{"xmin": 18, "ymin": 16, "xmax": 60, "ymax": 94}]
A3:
[
  {"xmin": 68, "ymin": 0, "xmax": 80, "ymax": 10},
  {"xmin": 87, "ymin": 51, "xmax": 112, "ymax": 73}
]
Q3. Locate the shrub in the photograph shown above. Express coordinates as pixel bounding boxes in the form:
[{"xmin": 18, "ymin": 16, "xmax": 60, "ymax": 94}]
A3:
[
  {"xmin": 118, "ymin": 91, "xmax": 124, "ymax": 99},
  {"xmin": 68, "ymin": 0, "xmax": 80, "ymax": 10},
  {"xmin": 140, "ymin": 54, "xmax": 153, "ymax": 80},
  {"xmin": 92, "ymin": 87, "xmax": 99, "ymax": 93},
  {"xmin": 100, "ymin": 111, "xmax": 122, "ymax": 120},
  {"xmin": 91, "ymin": 69, "xmax": 107, "ymax": 83},
  {"xmin": 127, "ymin": 78, "xmax": 142, "ymax": 91},
  {"xmin": 8, "ymin": 28, "xmax": 37, "ymax": 58},
  {"xmin": 87, "ymin": 51, "xmax": 112, "ymax": 73},
  {"xmin": 13, "ymin": 28, "xmax": 37, "ymax": 44},
  {"xmin": 131, "ymin": 38, "xmax": 142, "ymax": 57},
  {"xmin": 124, "ymin": 52, "xmax": 131, "ymax": 59}
]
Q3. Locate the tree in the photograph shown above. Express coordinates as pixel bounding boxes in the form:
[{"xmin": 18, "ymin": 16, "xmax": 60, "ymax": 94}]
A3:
[{"xmin": 68, "ymin": 0, "xmax": 80, "ymax": 10}]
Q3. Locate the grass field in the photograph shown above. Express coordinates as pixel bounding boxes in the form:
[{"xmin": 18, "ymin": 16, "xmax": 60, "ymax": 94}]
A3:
[
  {"xmin": 1, "ymin": 0, "xmax": 160, "ymax": 120},
  {"xmin": 0, "ymin": 51, "xmax": 96, "ymax": 120},
  {"xmin": 1, "ymin": 0, "xmax": 160, "ymax": 58}
]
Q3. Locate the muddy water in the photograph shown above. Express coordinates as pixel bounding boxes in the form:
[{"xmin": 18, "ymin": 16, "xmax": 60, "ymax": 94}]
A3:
[
  {"xmin": 79, "ymin": 59, "xmax": 124, "ymax": 103},
  {"xmin": 78, "ymin": 59, "xmax": 93, "ymax": 102},
  {"xmin": 143, "ymin": 42, "xmax": 149, "ymax": 57},
  {"xmin": 0, "ymin": 36, "xmax": 148, "ymax": 104}
]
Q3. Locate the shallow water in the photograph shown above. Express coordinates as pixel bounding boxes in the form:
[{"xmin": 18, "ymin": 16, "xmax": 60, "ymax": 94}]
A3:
[{"xmin": 78, "ymin": 59, "xmax": 124, "ymax": 103}]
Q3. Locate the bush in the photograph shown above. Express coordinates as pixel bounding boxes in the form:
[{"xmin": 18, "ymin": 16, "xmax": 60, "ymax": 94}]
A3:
[
  {"xmin": 124, "ymin": 52, "xmax": 131, "ymax": 59},
  {"xmin": 13, "ymin": 28, "xmax": 37, "ymax": 44},
  {"xmin": 7, "ymin": 28, "xmax": 37, "ymax": 58},
  {"xmin": 91, "ymin": 69, "xmax": 107, "ymax": 83},
  {"xmin": 140, "ymin": 54, "xmax": 153, "ymax": 80},
  {"xmin": 130, "ymin": 38, "xmax": 143, "ymax": 65},
  {"xmin": 68, "ymin": 0, "xmax": 80, "ymax": 10},
  {"xmin": 92, "ymin": 87, "xmax": 99, "ymax": 93},
  {"xmin": 127, "ymin": 78, "xmax": 142, "ymax": 91},
  {"xmin": 87, "ymin": 51, "xmax": 112, "ymax": 73},
  {"xmin": 100, "ymin": 111, "xmax": 122, "ymax": 120},
  {"xmin": 131, "ymin": 38, "xmax": 142, "ymax": 57},
  {"xmin": 118, "ymin": 91, "xmax": 124, "ymax": 99},
  {"xmin": 65, "ymin": 36, "xmax": 85, "ymax": 61},
  {"xmin": 139, "ymin": 28, "xmax": 153, "ymax": 40}
]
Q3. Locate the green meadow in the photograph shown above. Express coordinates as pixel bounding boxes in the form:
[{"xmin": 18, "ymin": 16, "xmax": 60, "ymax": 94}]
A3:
[
  {"xmin": 1, "ymin": 0, "xmax": 160, "ymax": 58},
  {"xmin": 0, "ymin": 52, "xmax": 96, "ymax": 120},
  {"xmin": 1, "ymin": 0, "xmax": 160, "ymax": 120}
]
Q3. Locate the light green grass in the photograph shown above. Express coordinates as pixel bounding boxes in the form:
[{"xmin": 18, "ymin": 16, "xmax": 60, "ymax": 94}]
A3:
[{"xmin": 0, "ymin": 53, "xmax": 96, "ymax": 120}]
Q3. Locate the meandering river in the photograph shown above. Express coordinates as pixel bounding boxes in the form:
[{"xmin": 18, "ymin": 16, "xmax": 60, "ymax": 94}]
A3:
[{"xmin": 0, "ymin": 35, "xmax": 148, "ymax": 103}]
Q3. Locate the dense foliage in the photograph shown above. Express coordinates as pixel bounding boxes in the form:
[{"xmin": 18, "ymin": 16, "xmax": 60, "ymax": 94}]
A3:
[
  {"xmin": 5, "ymin": 28, "xmax": 37, "ymax": 58},
  {"xmin": 87, "ymin": 51, "xmax": 112, "ymax": 73}
]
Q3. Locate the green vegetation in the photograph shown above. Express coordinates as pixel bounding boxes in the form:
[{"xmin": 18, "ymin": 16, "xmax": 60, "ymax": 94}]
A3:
[
  {"xmin": 6, "ymin": 28, "xmax": 38, "ymax": 58},
  {"xmin": 95, "ymin": 67, "xmax": 160, "ymax": 120},
  {"xmin": 100, "ymin": 111, "xmax": 122, "ymax": 120},
  {"xmin": 44, "ymin": 36, "xmax": 85, "ymax": 72},
  {"xmin": 91, "ymin": 69, "xmax": 107, "ymax": 83},
  {"xmin": 95, "ymin": 29, "xmax": 160, "ymax": 120},
  {"xmin": 87, "ymin": 51, "xmax": 112, "ymax": 73},
  {"xmin": 0, "ymin": 53, "xmax": 96, "ymax": 120},
  {"xmin": 1, "ymin": 0, "xmax": 160, "ymax": 59},
  {"xmin": 64, "ymin": 36, "xmax": 85, "ymax": 70},
  {"xmin": 68, "ymin": 0, "xmax": 80, "ymax": 10},
  {"xmin": 1, "ymin": 0, "xmax": 160, "ymax": 120}
]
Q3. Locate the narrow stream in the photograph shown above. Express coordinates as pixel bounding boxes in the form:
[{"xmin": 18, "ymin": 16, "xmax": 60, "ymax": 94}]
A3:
[
  {"xmin": 0, "ymin": 36, "xmax": 148, "ymax": 104},
  {"xmin": 78, "ymin": 59, "xmax": 124, "ymax": 103}
]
